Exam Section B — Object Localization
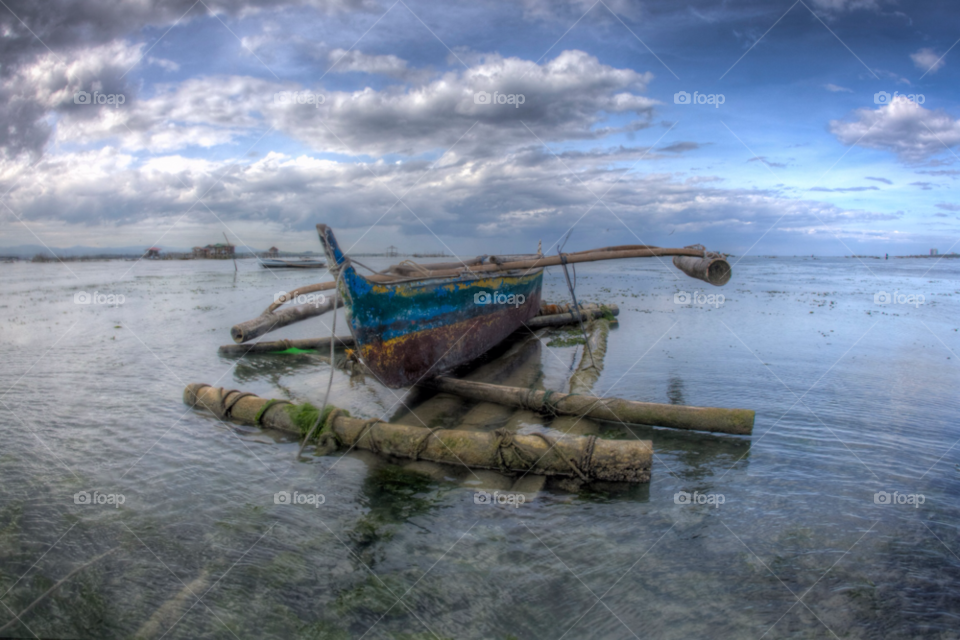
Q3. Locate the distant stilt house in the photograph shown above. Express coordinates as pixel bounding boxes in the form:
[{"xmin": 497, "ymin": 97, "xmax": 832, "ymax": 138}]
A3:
[
  {"xmin": 145, "ymin": 247, "xmax": 161, "ymax": 259},
  {"xmin": 192, "ymin": 243, "xmax": 236, "ymax": 259},
  {"xmin": 386, "ymin": 245, "xmax": 398, "ymax": 257},
  {"xmin": 267, "ymin": 246, "xmax": 279, "ymax": 258}
]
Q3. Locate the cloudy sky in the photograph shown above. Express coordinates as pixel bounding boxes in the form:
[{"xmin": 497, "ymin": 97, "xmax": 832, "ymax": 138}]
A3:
[{"xmin": 2, "ymin": 0, "xmax": 959, "ymax": 256}]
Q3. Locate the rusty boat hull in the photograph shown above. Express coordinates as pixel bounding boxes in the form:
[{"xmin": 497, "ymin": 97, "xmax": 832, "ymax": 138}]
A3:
[{"xmin": 318, "ymin": 225, "xmax": 543, "ymax": 387}]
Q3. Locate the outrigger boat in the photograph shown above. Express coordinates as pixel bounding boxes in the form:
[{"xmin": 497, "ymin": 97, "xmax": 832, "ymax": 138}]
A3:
[
  {"xmin": 259, "ymin": 258, "xmax": 327, "ymax": 269},
  {"xmin": 230, "ymin": 224, "xmax": 732, "ymax": 388}
]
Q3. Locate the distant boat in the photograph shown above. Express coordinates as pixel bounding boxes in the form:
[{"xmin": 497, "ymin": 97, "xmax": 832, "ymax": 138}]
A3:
[{"xmin": 259, "ymin": 258, "xmax": 327, "ymax": 269}]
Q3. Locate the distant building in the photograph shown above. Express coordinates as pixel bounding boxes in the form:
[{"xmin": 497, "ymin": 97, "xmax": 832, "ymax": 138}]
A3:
[
  {"xmin": 192, "ymin": 243, "xmax": 235, "ymax": 259},
  {"xmin": 386, "ymin": 245, "xmax": 399, "ymax": 257},
  {"xmin": 145, "ymin": 247, "xmax": 161, "ymax": 259},
  {"xmin": 267, "ymin": 246, "xmax": 279, "ymax": 258},
  {"xmin": 931, "ymin": 248, "xmax": 939, "ymax": 256}
]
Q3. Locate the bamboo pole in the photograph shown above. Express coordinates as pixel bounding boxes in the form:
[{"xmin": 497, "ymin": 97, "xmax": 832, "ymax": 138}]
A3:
[
  {"xmin": 673, "ymin": 254, "xmax": 731, "ymax": 286},
  {"xmin": 231, "ymin": 297, "xmax": 343, "ymax": 343},
  {"xmin": 550, "ymin": 319, "xmax": 610, "ymax": 437},
  {"xmin": 265, "ymin": 245, "xmax": 717, "ymax": 314},
  {"xmin": 133, "ymin": 570, "xmax": 210, "ymax": 640},
  {"xmin": 219, "ymin": 336, "xmax": 355, "ymax": 356},
  {"xmin": 183, "ymin": 383, "xmax": 652, "ymax": 483},
  {"xmin": 568, "ymin": 319, "xmax": 610, "ymax": 395},
  {"xmin": 425, "ymin": 377, "xmax": 755, "ymax": 435}
]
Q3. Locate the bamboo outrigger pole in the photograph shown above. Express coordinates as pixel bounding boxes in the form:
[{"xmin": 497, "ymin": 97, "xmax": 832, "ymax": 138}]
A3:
[
  {"xmin": 231, "ymin": 297, "xmax": 343, "ymax": 343},
  {"xmin": 264, "ymin": 243, "xmax": 730, "ymax": 314},
  {"xmin": 425, "ymin": 377, "xmax": 755, "ymax": 435}
]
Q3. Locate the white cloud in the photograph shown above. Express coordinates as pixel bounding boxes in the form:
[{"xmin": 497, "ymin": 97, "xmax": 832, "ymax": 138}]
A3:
[
  {"xmin": 0, "ymin": 143, "xmax": 894, "ymax": 257},
  {"xmin": 824, "ymin": 83, "xmax": 852, "ymax": 93},
  {"xmin": 829, "ymin": 99, "xmax": 960, "ymax": 163},
  {"xmin": 50, "ymin": 50, "xmax": 659, "ymax": 158},
  {"xmin": 910, "ymin": 47, "xmax": 945, "ymax": 74},
  {"xmin": 327, "ymin": 49, "xmax": 429, "ymax": 82}
]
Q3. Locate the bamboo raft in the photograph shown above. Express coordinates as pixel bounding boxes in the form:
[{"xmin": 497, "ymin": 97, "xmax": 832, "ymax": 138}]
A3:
[{"xmin": 184, "ymin": 384, "xmax": 652, "ymax": 483}]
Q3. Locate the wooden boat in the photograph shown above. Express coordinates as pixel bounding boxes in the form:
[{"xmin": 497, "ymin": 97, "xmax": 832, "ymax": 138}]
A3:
[
  {"xmin": 318, "ymin": 225, "xmax": 544, "ymax": 387},
  {"xmin": 259, "ymin": 258, "xmax": 326, "ymax": 269},
  {"xmin": 230, "ymin": 224, "xmax": 731, "ymax": 387}
]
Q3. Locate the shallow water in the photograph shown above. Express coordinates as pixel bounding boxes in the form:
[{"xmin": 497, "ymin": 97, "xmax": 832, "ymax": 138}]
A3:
[{"xmin": 1, "ymin": 256, "xmax": 959, "ymax": 639}]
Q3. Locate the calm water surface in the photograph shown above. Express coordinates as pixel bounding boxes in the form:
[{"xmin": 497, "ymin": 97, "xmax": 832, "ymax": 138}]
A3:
[{"xmin": 1, "ymin": 256, "xmax": 958, "ymax": 639}]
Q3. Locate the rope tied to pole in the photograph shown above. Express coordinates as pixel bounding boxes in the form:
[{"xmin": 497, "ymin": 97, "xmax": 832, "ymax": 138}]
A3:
[
  {"xmin": 312, "ymin": 407, "xmax": 345, "ymax": 456},
  {"xmin": 412, "ymin": 426, "xmax": 444, "ymax": 461},
  {"xmin": 223, "ymin": 390, "xmax": 256, "ymax": 417},
  {"xmin": 254, "ymin": 398, "xmax": 292, "ymax": 427},
  {"xmin": 491, "ymin": 429, "xmax": 590, "ymax": 481},
  {"xmin": 354, "ymin": 418, "xmax": 382, "ymax": 455}
]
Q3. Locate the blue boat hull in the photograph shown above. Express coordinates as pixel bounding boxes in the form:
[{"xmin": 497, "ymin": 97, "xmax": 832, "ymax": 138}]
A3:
[{"xmin": 317, "ymin": 225, "xmax": 543, "ymax": 387}]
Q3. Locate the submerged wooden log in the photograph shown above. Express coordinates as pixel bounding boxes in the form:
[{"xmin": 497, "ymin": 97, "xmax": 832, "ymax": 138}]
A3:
[
  {"xmin": 183, "ymin": 383, "xmax": 652, "ymax": 483},
  {"xmin": 551, "ymin": 318, "xmax": 610, "ymax": 436},
  {"xmin": 568, "ymin": 318, "xmax": 610, "ymax": 395},
  {"xmin": 456, "ymin": 338, "xmax": 543, "ymax": 432},
  {"xmin": 231, "ymin": 297, "xmax": 343, "ymax": 343},
  {"xmin": 426, "ymin": 377, "xmax": 755, "ymax": 435},
  {"xmin": 219, "ymin": 335, "xmax": 355, "ymax": 356},
  {"xmin": 391, "ymin": 335, "xmax": 543, "ymax": 428},
  {"xmin": 133, "ymin": 570, "xmax": 210, "ymax": 640}
]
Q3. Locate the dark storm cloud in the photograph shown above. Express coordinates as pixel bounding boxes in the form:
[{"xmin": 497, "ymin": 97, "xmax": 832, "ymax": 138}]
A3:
[{"xmin": 0, "ymin": 0, "xmax": 374, "ymax": 158}]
